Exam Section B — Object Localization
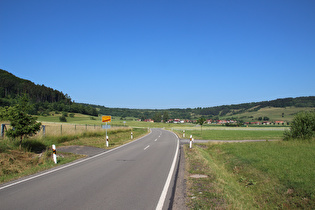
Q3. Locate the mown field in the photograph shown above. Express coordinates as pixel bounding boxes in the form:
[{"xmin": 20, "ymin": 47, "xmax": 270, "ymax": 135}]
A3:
[
  {"xmin": 185, "ymin": 141, "xmax": 315, "ymax": 209},
  {"xmin": 173, "ymin": 127, "xmax": 286, "ymax": 140}
]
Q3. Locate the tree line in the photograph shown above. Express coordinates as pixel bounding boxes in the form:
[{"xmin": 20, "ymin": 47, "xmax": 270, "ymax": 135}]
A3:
[
  {"xmin": 0, "ymin": 69, "xmax": 98, "ymax": 116},
  {"xmin": 0, "ymin": 69, "xmax": 68, "ymax": 103}
]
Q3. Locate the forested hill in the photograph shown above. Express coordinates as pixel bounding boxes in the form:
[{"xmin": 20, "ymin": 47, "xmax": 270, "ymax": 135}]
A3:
[
  {"xmin": 0, "ymin": 69, "xmax": 98, "ymax": 116},
  {"xmin": 94, "ymin": 96, "xmax": 315, "ymax": 120},
  {"xmin": 197, "ymin": 96, "xmax": 315, "ymax": 116},
  {"xmin": 0, "ymin": 69, "xmax": 68, "ymax": 103}
]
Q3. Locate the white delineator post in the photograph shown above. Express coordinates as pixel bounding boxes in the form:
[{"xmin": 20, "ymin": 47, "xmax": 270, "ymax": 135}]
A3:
[
  {"xmin": 131, "ymin": 132, "xmax": 133, "ymax": 139},
  {"xmin": 190, "ymin": 135, "xmax": 192, "ymax": 149},
  {"xmin": 183, "ymin": 130, "xmax": 185, "ymax": 138},
  {"xmin": 52, "ymin": 144, "xmax": 57, "ymax": 164},
  {"xmin": 106, "ymin": 136, "xmax": 109, "ymax": 147}
]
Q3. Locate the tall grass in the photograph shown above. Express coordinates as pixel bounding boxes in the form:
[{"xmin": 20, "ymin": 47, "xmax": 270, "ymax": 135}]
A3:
[
  {"xmin": 185, "ymin": 141, "xmax": 315, "ymax": 208},
  {"xmin": 214, "ymin": 141, "xmax": 315, "ymax": 201},
  {"xmin": 37, "ymin": 122, "xmax": 110, "ymax": 137}
]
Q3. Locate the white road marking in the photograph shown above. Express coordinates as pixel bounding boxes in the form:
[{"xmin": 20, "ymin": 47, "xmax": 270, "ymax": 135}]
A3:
[
  {"xmin": 156, "ymin": 131, "xmax": 179, "ymax": 210},
  {"xmin": 155, "ymin": 139, "xmax": 158, "ymax": 141},
  {"xmin": 144, "ymin": 145, "xmax": 150, "ymax": 150}
]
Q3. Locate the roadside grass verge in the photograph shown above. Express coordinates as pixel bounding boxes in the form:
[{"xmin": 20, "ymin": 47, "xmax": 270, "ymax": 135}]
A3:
[
  {"xmin": 0, "ymin": 127, "xmax": 148, "ymax": 184},
  {"xmin": 175, "ymin": 129, "xmax": 284, "ymax": 140},
  {"xmin": 0, "ymin": 145, "xmax": 82, "ymax": 184},
  {"xmin": 185, "ymin": 141, "xmax": 315, "ymax": 209},
  {"xmin": 56, "ymin": 127, "xmax": 148, "ymax": 149}
]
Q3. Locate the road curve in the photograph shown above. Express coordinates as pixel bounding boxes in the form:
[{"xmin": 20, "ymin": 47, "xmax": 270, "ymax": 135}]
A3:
[{"xmin": 0, "ymin": 128, "xmax": 179, "ymax": 210}]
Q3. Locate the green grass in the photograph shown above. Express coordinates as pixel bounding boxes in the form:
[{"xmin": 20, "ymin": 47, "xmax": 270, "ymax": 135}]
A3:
[
  {"xmin": 175, "ymin": 129, "xmax": 285, "ymax": 140},
  {"xmin": 185, "ymin": 141, "xmax": 315, "ymax": 209},
  {"xmin": 0, "ymin": 142, "xmax": 82, "ymax": 184},
  {"xmin": 56, "ymin": 127, "xmax": 148, "ymax": 149},
  {"xmin": 215, "ymin": 141, "xmax": 315, "ymax": 197}
]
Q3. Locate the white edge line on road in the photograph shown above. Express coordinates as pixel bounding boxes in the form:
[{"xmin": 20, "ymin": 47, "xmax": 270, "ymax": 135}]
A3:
[
  {"xmin": 0, "ymin": 129, "xmax": 153, "ymax": 191},
  {"xmin": 156, "ymin": 131, "xmax": 179, "ymax": 210}
]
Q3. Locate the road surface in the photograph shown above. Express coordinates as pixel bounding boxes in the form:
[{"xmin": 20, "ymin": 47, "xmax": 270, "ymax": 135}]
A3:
[{"xmin": 0, "ymin": 128, "xmax": 179, "ymax": 210}]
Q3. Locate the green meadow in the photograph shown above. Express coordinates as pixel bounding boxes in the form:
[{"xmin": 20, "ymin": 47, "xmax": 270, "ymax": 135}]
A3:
[
  {"xmin": 173, "ymin": 127, "xmax": 286, "ymax": 140},
  {"xmin": 185, "ymin": 140, "xmax": 315, "ymax": 209}
]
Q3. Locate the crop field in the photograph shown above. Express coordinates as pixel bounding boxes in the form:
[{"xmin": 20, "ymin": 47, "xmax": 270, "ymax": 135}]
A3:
[{"xmin": 185, "ymin": 140, "xmax": 315, "ymax": 209}]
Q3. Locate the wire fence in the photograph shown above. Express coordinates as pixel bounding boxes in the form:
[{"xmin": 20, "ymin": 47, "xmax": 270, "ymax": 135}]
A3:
[{"xmin": 1, "ymin": 123, "xmax": 126, "ymax": 139}]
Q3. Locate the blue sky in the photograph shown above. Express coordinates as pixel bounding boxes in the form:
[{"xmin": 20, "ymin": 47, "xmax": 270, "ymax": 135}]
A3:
[{"xmin": 1, "ymin": 0, "xmax": 314, "ymax": 109}]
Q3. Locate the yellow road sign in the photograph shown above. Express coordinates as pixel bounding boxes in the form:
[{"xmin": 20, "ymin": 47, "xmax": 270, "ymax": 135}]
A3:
[{"xmin": 102, "ymin": 115, "xmax": 111, "ymax": 122}]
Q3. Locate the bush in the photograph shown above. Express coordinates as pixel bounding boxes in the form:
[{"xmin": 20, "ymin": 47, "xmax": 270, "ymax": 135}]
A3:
[
  {"xmin": 21, "ymin": 139, "xmax": 47, "ymax": 153},
  {"xmin": 284, "ymin": 111, "xmax": 315, "ymax": 140},
  {"xmin": 59, "ymin": 116, "xmax": 67, "ymax": 122}
]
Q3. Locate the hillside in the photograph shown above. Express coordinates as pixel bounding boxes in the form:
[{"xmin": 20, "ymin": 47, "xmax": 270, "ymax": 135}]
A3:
[
  {"xmin": 93, "ymin": 96, "xmax": 315, "ymax": 122},
  {"xmin": 0, "ymin": 69, "xmax": 98, "ymax": 116},
  {"xmin": 1, "ymin": 69, "xmax": 314, "ymax": 121},
  {"xmin": 0, "ymin": 69, "xmax": 68, "ymax": 104}
]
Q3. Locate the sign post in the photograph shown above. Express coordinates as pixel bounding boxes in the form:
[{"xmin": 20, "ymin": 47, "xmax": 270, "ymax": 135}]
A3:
[{"xmin": 102, "ymin": 116, "xmax": 111, "ymax": 147}]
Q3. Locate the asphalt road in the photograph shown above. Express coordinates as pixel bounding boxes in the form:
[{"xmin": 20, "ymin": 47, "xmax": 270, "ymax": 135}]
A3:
[{"xmin": 0, "ymin": 128, "xmax": 179, "ymax": 210}]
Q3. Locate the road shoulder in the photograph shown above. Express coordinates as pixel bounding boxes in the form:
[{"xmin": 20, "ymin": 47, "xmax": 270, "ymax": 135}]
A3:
[{"xmin": 172, "ymin": 144, "xmax": 187, "ymax": 210}]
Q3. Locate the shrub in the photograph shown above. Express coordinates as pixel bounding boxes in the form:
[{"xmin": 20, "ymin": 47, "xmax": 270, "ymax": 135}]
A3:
[
  {"xmin": 21, "ymin": 139, "xmax": 47, "ymax": 153},
  {"xmin": 59, "ymin": 116, "xmax": 67, "ymax": 122},
  {"xmin": 284, "ymin": 111, "xmax": 315, "ymax": 140}
]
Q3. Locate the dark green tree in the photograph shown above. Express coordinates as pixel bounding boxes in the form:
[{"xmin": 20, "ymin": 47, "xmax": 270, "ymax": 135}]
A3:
[
  {"xmin": 1, "ymin": 96, "xmax": 41, "ymax": 149},
  {"xmin": 263, "ymin": 116, "xmax": 269, "ymax": 121},
  {"xmin": 196, "ymin": 117, "xmax": 206, "ymax": 135},
  {"xmin": 59, "ymin": 116, "xmax": 67, "ymax": 122},
  {"xmin": 163, "ymin": 111, "xmax": 169, "ymax": 123},
  {"xmin": 284, "ymin": 111, "xmax": 315, "ymax": 140},
  {"xmin": 153, "ymin": 112, "xmax": 162, "ymax": 123}
]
